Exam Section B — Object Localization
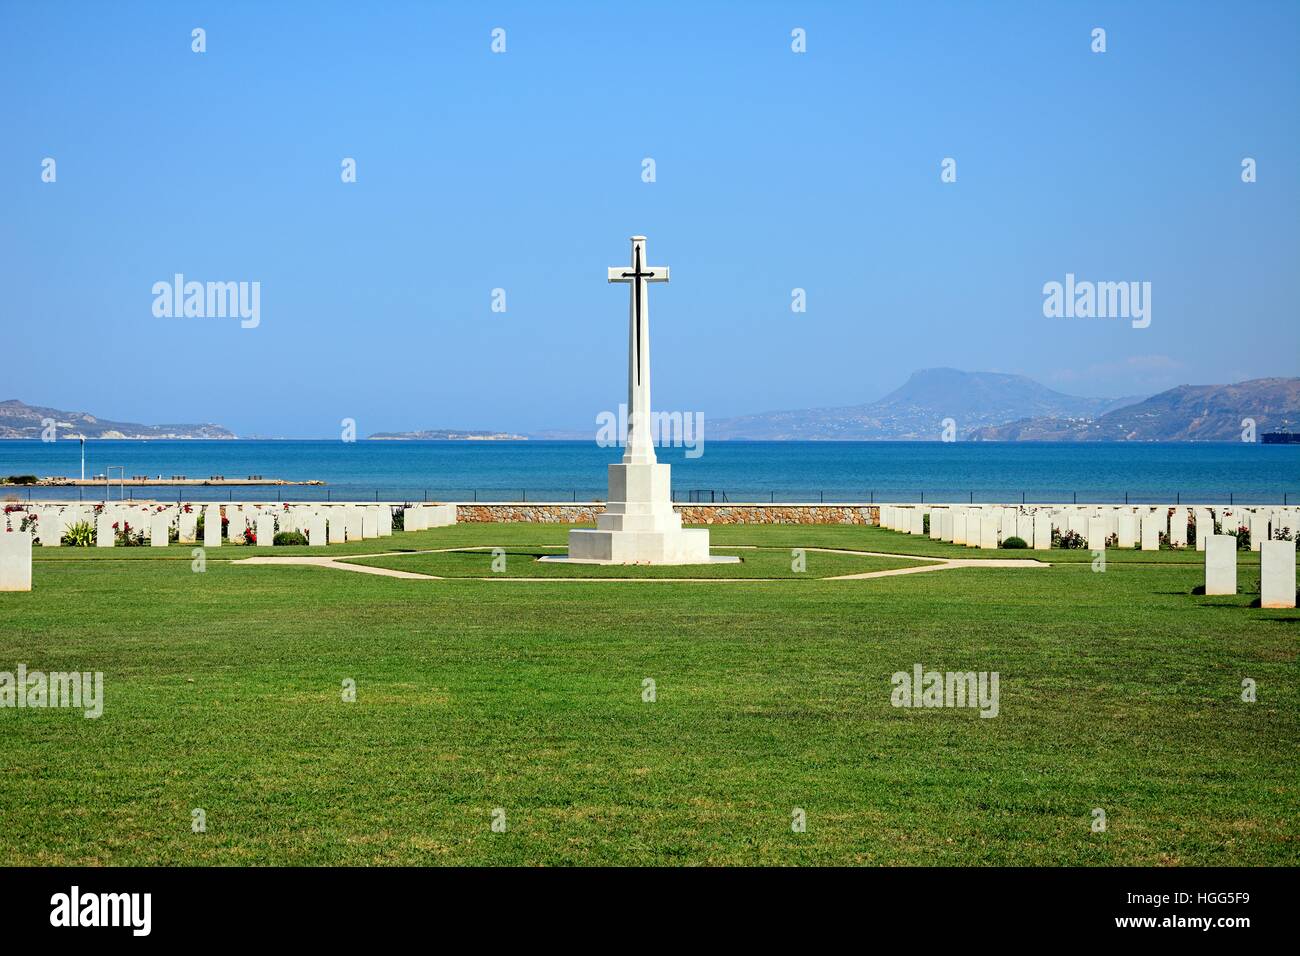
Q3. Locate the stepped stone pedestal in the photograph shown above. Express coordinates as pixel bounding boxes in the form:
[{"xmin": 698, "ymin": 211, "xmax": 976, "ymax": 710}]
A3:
[{"xmin": 566, "ymin": 461, "xmax": 715, "ymax": 563}]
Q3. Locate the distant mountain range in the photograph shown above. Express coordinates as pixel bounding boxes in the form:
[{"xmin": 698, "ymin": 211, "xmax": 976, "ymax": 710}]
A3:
[
  {"xmin": 0, "ymin": 400, "xmax": 235, "ymax": 440},
  {"xmin": 9, "ymin": 371, "xmax": 1297, "ymax": 442},
  {"xmin": 708, "ymin": 369, "xmax": 1146, "ymax": 440},
  {"xmin": 971, "ymin": 377, "xmax": 1300, "ymax": 441}
]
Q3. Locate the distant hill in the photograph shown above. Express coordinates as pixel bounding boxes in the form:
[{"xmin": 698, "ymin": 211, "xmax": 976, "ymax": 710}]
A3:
[
  {"xmin": 0, "ymin": 400, "xmax": 236, "ymax": 439},
  {"xmin": 368, "ymin": 429, "xmax": 528, "ymax": 441},
  {"xmin": 708, "ymin": 369, "xmax": 1144, "ymax": 440},
  {"xmin": 971, "ymin": 377, "xmax": 1300, "ymax": 441}
]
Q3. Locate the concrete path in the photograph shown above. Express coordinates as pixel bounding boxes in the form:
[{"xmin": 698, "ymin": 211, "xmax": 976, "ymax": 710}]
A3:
[
  {"xmin": 233, "ymin": 546, "xmax": 1050, "ymax": 582},
  {"xmin": 234, "ymin": 555, "xmax": 441, "ymax": 580},
  {"xmin": 824, "ymin": 557, "xmax": 1049, "ymax": 580}
]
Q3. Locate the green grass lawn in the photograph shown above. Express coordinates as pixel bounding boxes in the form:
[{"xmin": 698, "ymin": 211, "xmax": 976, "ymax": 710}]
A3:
[
  {"xmin": 342, "ymin": 546, "xmax": 930, "ymax": 578},
  {"xmin": 1, "ymin": 523, "xmax": 1294, "ymax": 866}
]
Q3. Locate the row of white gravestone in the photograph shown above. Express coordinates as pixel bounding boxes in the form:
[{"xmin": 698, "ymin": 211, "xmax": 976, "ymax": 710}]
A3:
[
  {"xmin": 1205, "ymin": 535, "xmax": 1297, "ymax": 607},
  {"xmin": 878, "ymin": 504, "xmax": 1299, "ymax": 552},
  {"xmin": 1, "ymin": 502, "xmax": 458, "ymax": 550},
  {"xmin": 0, "ymin": 502, "xmax": 458, "ymax": 592}
]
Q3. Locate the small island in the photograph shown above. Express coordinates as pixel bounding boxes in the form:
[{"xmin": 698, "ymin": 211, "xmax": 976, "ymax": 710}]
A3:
[{"xmin": 367, "ymin": 430, "xmax": 528, "ymax": 441}]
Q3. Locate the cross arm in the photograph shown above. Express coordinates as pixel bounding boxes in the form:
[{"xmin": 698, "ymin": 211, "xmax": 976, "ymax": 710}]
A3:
[{"xmin": 607, "ymin": 266, "xmax": 670, "ymax": 283}]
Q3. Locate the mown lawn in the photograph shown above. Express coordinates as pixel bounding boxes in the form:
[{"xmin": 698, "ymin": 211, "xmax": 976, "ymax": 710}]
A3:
[
  {"xmin": 0, "ymin": 523, "xmax": 1293, "ymax": 865},
  {"xmin": 342, "ymin": 546, "xmax": 930, "ymax": 578}
]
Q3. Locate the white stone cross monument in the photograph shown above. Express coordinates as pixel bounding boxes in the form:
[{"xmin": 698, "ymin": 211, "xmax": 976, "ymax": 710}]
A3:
[{"xmin": 560, "ymin": 236, "xmax": 733, "ymax": 565}]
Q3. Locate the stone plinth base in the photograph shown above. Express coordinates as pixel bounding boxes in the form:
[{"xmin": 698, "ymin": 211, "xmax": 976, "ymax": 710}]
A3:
[
  {"xmin": 563, "ymin": 527, "xmax": 730, "ymax": 565},
  {"xmin": 560, "ymin": 461, "xmax": 729, "ymax": 564}
]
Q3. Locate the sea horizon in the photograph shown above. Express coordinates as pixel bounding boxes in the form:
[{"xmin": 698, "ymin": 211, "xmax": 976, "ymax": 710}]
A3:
[{"xmin": 4, "ymin": 438, "xmax": 1297, "ymax": 505}]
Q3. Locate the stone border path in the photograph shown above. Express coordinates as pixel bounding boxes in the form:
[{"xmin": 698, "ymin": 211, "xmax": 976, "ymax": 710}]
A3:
[{"xmin": 233, "ymin": 546, "xmax": 1050, "ymax": 582}]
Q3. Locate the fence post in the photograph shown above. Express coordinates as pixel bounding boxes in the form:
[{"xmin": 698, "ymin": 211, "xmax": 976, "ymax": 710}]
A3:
[{"xmin": 920, "ymin": 491, "xmax": 924, "ymax": 503}]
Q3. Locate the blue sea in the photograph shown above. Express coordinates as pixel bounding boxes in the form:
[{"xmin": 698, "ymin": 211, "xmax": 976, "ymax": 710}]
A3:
[{"xmin": 1, "ymin": 440, "xmax": 1296, "ymax": 505}]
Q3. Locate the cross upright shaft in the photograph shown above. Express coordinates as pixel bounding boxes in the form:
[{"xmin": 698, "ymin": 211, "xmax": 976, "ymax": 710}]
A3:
[{"xmin": 608, "ymin": 236, "xmax": 669, "ymax": 464}]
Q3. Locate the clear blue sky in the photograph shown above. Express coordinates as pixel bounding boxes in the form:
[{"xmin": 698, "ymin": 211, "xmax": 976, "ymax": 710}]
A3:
[{"xmin": 2, "ymin": 1, "xmax": 1297, "ymax": 437}]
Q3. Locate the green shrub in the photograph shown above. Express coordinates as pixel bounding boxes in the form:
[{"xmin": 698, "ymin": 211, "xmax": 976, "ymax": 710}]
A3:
[
  {"xmin": 62, "ymin": 520, "xmax": 95, "ymax": 547},
  {"xmin": 2, "ymin": 475, "xmax": 38, "ymax": 485},
  {"xmin": 1001, "ymin": 536, "xmax": 1028, "ymax": 549},
  {"xmin": 273, "ymin": 530, "xmax": 307, "ymax": 546}
]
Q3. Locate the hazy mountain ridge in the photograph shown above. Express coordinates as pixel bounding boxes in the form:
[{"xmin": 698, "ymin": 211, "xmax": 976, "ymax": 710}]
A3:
[
  {"xmin": 971, "ymin": 378, "xmax": 1300, "ymax": 441},
  {"xmin": 708, "ymin": 369, "xmax": 1146, "ymax": 440},
  {"xmin": 0, "ymin": 400, "xmax": 236, "ymax": 439}
]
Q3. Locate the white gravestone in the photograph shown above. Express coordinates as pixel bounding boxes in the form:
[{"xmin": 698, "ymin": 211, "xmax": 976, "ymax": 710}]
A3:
[
  {"xmin": 425, "ymin": 504, "xmax": 456, "ymax": 527},
  {"xmin": 979, "ymin": 515, "xmax": 998, "ymax": 549},
  {"xmin": 952, "ymin": 511, "xmax": 968, "ymax": 546},
  {"xmin": 203, "ymin": 507, "xmax": 221, "ymax": 548},
  {"xmin": 910, "ymin": 510, "xmax": 925, "ymax": 536},
  {"xmin": 363, "ymin": 507, "xmax": 380, "ymax": 539},
  {"xmin": 1195, "ymin": 508, "xmax": 1212, "ymax": 551},
  {"xmin": 256, "ymin": 513, "xmax": 275, "ymax": 547},
  {"xmin": 1087, "ymin": 517, "xmax": 1108, "ymax": 552},
  {"xmin": 404, "ymin": 506, "xmax": 425, "ymax": 532},
  {"xmin": 150, "ymin": 512, "xmax": 170, "ymax": 547},
  {"xmin": 1116, "ymin": 514, "xmax": 1137, "ymax": 549},
  {"xmin": 178, "ymin": 510, "xmax": 197, "ymax": 543},
  {"xmin": 95, "ymin": 513, "xmax": 115, "ymax": 548},
  {"xmin": 307, "ymin": 513, "xmax": 327, "ymax": 546},
  {"xmin": 39, "ymin": 511, "xmax": 64, "ymax": 547},
  {"xmin": 1204, "ymin": 535, "xmax": 1237, "ymax": 595},
  {"xmin": 328, "ymin": 512, "xmax": 346, "ymax": 544},
  {"xmin": 0, "ymin": 530, "xmax": 33, "ymax": 591},
  {"xmin": 346, "ymin": 508, "xmax": 365, "ymax": 541},
  {"xmin": 1140, "ymin": 513, "xmax": 1161, "ymax": 551},
  {"xmin": 1249, "ymin": 512, "xmax": 1266, "ymax": 552},
  {"xmin": 938, "ymin": 509, "xmax": 953, "ymax": 542},
  {"xmin": 1260, "ymin": 539, "xmax": 1296, "ymax": 608},
  {"xmin": 1033, "ymin": 512, "xmax": 1052, "ymax": 550},
  {"xmin": 378, "ymin": 507, "xmax": 393, "ymax": 537},
  {"xmin": 1169, "ymin": 509, "xmax": 1188, "ymax": 548},
  {"xmin": 563, "ymin": 236, "xmax": 725, "ymax": 564}
]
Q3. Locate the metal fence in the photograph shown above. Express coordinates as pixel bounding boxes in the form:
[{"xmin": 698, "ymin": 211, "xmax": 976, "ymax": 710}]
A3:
[{"xmin": 6, "ymin": 485, "xmax": 1297, "ymax": 505}]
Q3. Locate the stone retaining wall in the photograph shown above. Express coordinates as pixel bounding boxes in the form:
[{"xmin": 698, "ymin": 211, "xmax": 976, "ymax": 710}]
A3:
[{"xmin": 453, "ymin": 503, "xmax": 880, "ymax": 525}]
